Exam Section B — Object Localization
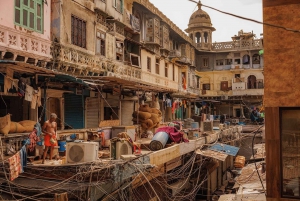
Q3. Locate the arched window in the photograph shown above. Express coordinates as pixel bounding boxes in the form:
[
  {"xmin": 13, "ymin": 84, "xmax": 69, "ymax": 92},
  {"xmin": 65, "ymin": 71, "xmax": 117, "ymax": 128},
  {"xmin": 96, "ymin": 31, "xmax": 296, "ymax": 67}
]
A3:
[
  {"xmin": 242, "ymin": 54, "xmax": 250, "ymax": 64},
  {"xmin": 204, "ymin": 32, "xmax": 208, "ymax": 43},
  {"xmin": 195, "ymin": 32, "xmax": 201, "ymax": 43},
  {"xmin": 247, "ymin": 75, "xmax": 257, "ymax": 89}
]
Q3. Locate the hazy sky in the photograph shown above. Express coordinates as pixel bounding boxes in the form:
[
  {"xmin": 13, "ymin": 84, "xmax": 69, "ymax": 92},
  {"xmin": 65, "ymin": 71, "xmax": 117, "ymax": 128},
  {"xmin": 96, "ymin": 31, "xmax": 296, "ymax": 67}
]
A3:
[{"xmin": 149, "ymin": 0, "xmax": 263, "ymax": 42}]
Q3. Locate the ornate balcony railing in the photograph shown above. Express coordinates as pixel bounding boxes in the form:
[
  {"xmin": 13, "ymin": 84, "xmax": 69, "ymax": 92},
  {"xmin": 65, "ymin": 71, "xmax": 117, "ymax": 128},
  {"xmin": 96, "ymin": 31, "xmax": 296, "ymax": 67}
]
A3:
[
  {"xmin": 212, "ymin": 39, "xmax": 263, "ymax": 51},
  {"xmin": 0, "ymin": 25, "xmax": 51, "ymax": 60}
]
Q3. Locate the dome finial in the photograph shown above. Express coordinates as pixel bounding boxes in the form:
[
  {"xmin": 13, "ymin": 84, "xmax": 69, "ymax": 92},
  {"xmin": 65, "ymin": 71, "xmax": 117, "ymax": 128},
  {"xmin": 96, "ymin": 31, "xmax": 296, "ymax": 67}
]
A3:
[{"xmin": 197, "ymin": 0, "xmax": 202, "ymax": 10}]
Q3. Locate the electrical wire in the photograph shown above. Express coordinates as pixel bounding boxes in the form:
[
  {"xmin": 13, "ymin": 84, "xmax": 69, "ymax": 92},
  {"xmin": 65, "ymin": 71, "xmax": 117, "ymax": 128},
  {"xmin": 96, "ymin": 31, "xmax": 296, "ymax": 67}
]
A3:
[{"xmin": 188, "ymin": 0, "xmax": 300, "ymax": 34}]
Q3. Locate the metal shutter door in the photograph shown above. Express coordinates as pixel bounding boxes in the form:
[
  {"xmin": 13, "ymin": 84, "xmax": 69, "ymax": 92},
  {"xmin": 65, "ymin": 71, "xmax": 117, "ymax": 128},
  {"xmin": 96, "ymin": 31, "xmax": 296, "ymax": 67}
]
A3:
[
  {"xmin": 86, "ymin": 97, "xmax": 99, "ymax": 128},
  {"xmin": 64, "ymin": 93, "xmax": 84, "ymax": 129}
]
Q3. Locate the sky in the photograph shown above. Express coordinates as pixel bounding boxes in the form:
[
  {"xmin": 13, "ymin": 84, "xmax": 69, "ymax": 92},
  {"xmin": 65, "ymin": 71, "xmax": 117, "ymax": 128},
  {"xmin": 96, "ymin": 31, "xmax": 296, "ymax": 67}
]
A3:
[{"xmin": 149, "ymin": 0, "xmax": 263, "ymax": 42}]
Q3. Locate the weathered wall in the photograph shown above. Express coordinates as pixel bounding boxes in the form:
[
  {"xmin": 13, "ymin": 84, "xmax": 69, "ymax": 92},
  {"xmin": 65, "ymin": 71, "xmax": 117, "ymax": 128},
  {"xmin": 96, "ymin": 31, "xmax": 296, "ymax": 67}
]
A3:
[
  {"xmin": 0, "ymin": 0, "xmax": 51, "ymax": 40},
  {"xmin": 263, "ymin": 0, "xmax": 300, "ymax": 200}
]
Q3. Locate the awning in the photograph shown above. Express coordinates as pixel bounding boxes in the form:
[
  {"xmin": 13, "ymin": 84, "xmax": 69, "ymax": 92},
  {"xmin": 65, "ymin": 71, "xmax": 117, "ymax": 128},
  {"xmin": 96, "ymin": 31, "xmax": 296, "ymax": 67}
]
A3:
[
  {"xmin": 209, "ymin": 143, "xmax": 240, "ymax": 156},
  {"xmin": 196, "ymin": 143, "xmax": 240, "ymax": 161},
  {"xmin": 54, "ymin": 74, "xmax": 90, "ymax": 87}
]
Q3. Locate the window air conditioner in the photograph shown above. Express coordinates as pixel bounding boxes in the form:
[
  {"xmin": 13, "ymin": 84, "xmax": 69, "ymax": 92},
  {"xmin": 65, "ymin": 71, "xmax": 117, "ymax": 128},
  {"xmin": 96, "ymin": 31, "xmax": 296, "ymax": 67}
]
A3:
[
  {"xmin": 110, "ymin": 141, "xmax": 132, "ymax": 160},
  {"xmin": 66, "ymin": 142, "xmax": 99, "ymax": 163}
]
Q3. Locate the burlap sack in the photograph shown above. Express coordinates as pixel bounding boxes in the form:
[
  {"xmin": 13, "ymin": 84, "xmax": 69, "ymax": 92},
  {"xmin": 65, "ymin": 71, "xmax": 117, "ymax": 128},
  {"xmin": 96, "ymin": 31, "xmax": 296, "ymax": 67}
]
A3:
[
  {"xmin": 9, "ymin": 122, "xmax": 26, "ymax": 133},
  {"xmin": 132, "ymin": 111, "xmax": 151, "ymax": 120},
  {"xmin": 151, "ymin": 108, "xmax": 162, "ymax": 117},
  {"xmin": 0, "ymin": 114, "xmax": 11, "ymax": 136},
  {"xmin": 150, "ymin": 113, "xmax": 159, "ymax": 124},
  {"xmin": 139, "ymin": 105, "xmax": 152, "ymax": 113},
  {"xmin": 19, "ymin": 120, "xmax": 36, "ymax": 132}
]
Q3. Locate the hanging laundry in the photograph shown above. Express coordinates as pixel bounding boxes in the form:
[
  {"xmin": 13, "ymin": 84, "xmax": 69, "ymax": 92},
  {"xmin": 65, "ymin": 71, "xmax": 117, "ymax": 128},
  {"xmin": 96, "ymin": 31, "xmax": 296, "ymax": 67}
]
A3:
[
  {"xmin": 25, "ymin": 84, "xmax": 33, "ymax": 102},
  {"xmin": 19, "ymin": 145, "xmax": 27, "ymax": 173},
  {"xmin": 28, "ymin": 129, "xmax": 39, "ymax": 152},
  {"xmin": 8, "ymin": 152, "xmax": 21, "ymax": 181},
  {"xmin": 31, "ymin": 89, "xmax": 39, "ymax": 109},
  {"xmin": 37, "ymin": 87, "xmax": 42, "ymax": 107},
  {"xmin": 3, "ymin": 77, "xmax": 12, "ymax": 95},
  {"xmin": 166, "ymin": 99, "xmax": 172, "ymax": 107}
]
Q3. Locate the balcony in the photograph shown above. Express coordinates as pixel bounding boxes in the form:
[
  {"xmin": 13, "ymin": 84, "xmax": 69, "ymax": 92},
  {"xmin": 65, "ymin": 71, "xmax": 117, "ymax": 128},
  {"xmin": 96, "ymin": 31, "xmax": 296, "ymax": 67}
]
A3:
[
  {"xmin": 232, "ymin": 89, "xmax": 264, "ymax": 96},
  {"xmin": 169, "ymin": 50, "xmax": 181, "ymax": 58},
  {"xmin": 212, "ymin": 39, "xmax": 263, "ymax": 52},
  {"xmin": 0, "ymin": 25, "xmax": 51, "ymax": 60}
]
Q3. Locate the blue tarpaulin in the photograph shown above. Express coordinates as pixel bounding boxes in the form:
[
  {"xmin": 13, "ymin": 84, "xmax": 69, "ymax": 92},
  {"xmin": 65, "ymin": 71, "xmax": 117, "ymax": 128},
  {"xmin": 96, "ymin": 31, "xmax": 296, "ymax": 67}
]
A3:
[{"xmin": 209, "ymin": 143, "xmax": 239, "ymax": 156}]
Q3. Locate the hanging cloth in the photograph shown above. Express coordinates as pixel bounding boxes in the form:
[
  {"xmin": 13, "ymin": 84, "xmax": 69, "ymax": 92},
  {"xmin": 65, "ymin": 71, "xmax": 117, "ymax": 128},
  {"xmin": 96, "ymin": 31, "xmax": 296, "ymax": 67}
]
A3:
[{"xmin": 25, "ymin": 84, "xmax": 33, "ymax": 102}]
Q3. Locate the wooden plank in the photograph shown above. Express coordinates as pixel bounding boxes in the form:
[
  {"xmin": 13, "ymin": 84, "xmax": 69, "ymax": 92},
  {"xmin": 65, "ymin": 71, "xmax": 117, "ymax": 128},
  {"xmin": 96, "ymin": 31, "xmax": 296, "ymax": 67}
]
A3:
[
  {"xmin": 149, "ymin": 144, "xmax": 180, "ymax": 166},
  {"xmin": 165, "ymin": 156, "xmax": 182, "ymax": 172},
  {"xmin": 265, "ymin": 107, "xmax": 280, "ymax": 199},
  {"xmin": 99, "ymin": 120, "xmax": 120, "ymax": 127}
]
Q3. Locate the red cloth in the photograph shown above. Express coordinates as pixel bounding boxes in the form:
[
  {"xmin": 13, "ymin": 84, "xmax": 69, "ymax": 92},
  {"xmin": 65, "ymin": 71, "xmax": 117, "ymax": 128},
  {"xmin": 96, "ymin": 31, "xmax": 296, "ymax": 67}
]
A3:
[
  {"xmin": 28, "ymin": 129, "xmax": 39, "ymax": 152},
  {"xmin": 8, "ymin": 153, "xmax": 21, "ymax": 181},
  {"xmin": 156, "ymin": 126, "xmax": 189, "ymax": 143}
]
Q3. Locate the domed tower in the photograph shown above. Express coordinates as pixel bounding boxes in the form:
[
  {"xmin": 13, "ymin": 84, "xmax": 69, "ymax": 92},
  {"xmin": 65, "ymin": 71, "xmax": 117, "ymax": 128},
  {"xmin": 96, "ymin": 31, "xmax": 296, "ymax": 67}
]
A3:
[{"xmin": 185, "ymin": 1, "xmax": 215, "ymax": 51}]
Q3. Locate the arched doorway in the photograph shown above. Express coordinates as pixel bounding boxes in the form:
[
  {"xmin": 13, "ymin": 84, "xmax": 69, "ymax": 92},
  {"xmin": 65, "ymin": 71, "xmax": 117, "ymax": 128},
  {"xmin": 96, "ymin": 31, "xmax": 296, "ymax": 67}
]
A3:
[{"xmin": 247, "ymin": 75, "xmax": 257, "ymax": 89}]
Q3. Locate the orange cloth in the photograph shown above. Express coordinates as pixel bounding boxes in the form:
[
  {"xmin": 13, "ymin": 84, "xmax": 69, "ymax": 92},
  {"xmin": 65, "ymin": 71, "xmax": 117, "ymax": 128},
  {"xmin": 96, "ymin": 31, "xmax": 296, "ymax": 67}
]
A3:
[{"xmin": 44, "ymin": 134, "xmax": 57, "ymax": 147}]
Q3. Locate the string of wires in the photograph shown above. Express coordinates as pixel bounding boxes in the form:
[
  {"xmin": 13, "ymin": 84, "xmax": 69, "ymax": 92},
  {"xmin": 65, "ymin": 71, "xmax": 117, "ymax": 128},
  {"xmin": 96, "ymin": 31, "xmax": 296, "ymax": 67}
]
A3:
[{"xmin": 188, "ymin": 0, "xmax": 300, "ymax": 34}]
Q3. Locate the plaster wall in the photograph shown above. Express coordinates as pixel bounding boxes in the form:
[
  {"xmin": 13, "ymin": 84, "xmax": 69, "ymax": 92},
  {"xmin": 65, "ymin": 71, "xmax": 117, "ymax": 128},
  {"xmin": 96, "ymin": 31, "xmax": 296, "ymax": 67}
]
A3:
[{"xmin": 0, "ymin": 0, "xmax": 51, "ymax": 40}]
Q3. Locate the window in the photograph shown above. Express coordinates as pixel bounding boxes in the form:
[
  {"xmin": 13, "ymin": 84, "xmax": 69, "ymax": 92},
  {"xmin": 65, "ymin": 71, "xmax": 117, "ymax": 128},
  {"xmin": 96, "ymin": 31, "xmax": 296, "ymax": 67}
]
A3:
[
  {"xmin": 253, "ymin": 54, "xmax": 260, "ymax": 64},
  {"xmin": 155, "ymin": 58, "xmax": 159, "ymax": 74},
  {"xmin": 116, "ymin": 40, "xmax": 123, "ymax": 61},
  {"xmin": 216, "ymin": 59, "xmax": 224, "ymax": 66},
  {"xmin": 235, "ymin": 74, "xmax": 240, "ymax": 78},
  {"xmin": 280, "ymin": 108, "xmax": 300, "ymax": 199},
  {"xmin": 203, "ymin": 58, "xmax": 209, "ymax": 68},
  {"xmin": 225, "ymin": 59, "xmax": 232, "ymax": 65},
  {"xmin": 113, "ymin": 0, "xmax": 123, "ymax": 13},
  {"xmin": 71, "ymin": 15, "xmax": 86, "ymax": 48},
  {"xmin": 202, "ymin": 83, "xmax": 210, "ymax": 90},
  {"xmin": 196, "ymin": 77, "xmax": 200, "ymax": 88},
  {"xmin": 242, "ymin": 55, "xmax": 250, "ymax": 64},
  {"xmin": 172, "ymin": 64, "xmax": 175, "ymax": 81},
  {"xmin": 147, "ymin": 57, "xmax": 151, "ymax": 72},
  {"xmin": 130, "ymin": 53, "xmax": 140, "ymax": 67},
  {"xmin": 14, "ymin": 0, "xmax": 43, "ymax": 33},
  {"xmin": 165, "ymin": 63, "xmax": 168, "ymax": 77},
  {"xmin": 96, "ymin": 31, "xmax": 105, "ymax": 56}
]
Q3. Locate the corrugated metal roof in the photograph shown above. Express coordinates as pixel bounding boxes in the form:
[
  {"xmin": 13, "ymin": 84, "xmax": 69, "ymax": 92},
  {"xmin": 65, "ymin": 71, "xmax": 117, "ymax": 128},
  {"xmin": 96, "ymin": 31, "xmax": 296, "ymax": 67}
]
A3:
[{"xmin": 209, "ymin": 143, "xmax": 240, "ymax": 156}]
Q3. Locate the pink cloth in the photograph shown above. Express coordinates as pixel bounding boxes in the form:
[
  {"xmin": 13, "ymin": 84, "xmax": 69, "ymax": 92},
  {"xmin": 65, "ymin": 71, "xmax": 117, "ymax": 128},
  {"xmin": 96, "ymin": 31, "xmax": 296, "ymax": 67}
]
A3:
[{"xmin": 156, "ymin": 126, "xmax": 189, "ymax": 143}]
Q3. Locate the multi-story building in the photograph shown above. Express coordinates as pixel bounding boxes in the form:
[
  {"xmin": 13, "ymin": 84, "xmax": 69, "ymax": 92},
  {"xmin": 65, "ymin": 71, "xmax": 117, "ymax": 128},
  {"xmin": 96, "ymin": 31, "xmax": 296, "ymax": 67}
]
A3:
[
  {"xmin": 187, "ymin": 2, "xmax": 264, "ymax": 120},
  {"xmin": 0, "ymin": 0, "xmax": 52, "ymax": 122}
]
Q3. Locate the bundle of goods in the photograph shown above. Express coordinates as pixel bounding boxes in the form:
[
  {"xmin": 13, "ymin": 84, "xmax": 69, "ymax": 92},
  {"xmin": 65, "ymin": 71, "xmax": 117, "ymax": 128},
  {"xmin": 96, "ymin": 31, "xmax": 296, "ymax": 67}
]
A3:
[
  {"xmin": 0, "ymin": 114, "xmax": 37, "ymax": 136},
  {"xmin": 234, "ymin": 155, "xmax": 245, "ymax": 168},
  {"xmin": 132, "ymin": 105, "xmax": 162, "ymax": 130}
]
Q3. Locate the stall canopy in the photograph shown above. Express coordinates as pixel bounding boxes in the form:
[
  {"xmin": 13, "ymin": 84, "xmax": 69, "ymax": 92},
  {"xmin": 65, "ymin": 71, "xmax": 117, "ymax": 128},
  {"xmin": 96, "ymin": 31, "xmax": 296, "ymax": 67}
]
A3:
[{"xmin": 196, "ymin": 143, "xmax": 240, "ymax": 161}]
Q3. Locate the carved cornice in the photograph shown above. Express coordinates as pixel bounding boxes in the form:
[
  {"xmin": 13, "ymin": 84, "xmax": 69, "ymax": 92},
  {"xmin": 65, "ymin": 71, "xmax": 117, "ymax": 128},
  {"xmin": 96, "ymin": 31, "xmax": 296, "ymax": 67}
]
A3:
[{"xmin": 133, "ymin": 0, "xmax": 193, "ymax": 45}]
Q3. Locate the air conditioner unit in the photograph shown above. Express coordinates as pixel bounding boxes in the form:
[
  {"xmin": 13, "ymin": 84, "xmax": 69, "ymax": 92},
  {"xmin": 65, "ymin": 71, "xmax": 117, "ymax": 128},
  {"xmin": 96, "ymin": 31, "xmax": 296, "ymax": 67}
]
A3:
[
  {"xmin": 232, "ymin": 119, "xmax": 239, "ymax": 124},
  {"xmin": 110, "ymin": 141, "xmax": 132, "ymax": 160},
  {"xmin": 202, "ymin": 121, "xmax": 213, "ymax": 132},
  {"xmin": 66, "ymin": 142, "xmax": 99, "ymax": 163}
]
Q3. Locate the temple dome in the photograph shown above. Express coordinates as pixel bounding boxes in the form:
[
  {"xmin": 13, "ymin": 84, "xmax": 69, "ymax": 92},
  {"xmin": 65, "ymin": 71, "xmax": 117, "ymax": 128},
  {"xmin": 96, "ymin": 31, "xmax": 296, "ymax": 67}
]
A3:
[{"xmin": 188, "ymin": 3, "xmax": 213, "ymax": 29}]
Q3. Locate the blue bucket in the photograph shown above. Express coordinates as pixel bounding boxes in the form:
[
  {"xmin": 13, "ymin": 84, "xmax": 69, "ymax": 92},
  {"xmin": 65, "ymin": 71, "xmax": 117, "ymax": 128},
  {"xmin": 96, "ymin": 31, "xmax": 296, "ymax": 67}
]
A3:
[
  {"xmin": 36, "ymin": 140, "xmax": 43, "ymax": 146},
  {"xmin": 58, "ymin": 140, "xmax": 67, "ymax": 152}
]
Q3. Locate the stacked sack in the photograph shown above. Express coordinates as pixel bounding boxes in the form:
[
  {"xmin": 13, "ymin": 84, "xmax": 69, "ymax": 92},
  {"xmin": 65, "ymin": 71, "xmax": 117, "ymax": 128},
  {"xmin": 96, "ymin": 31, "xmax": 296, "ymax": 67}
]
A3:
[
  {"xmin": 132, "ymin": 105, "xmax": 162, "ymax": 130},
  {"xmin": 234, "ymin": 155, "xmax": 245, "ymax": 168},
  {"xmin": 0, "ymin": 114, "xmax": 37, "ymax": 136}
]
